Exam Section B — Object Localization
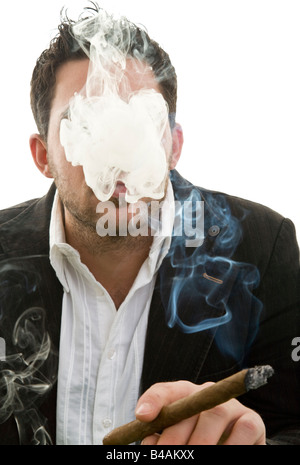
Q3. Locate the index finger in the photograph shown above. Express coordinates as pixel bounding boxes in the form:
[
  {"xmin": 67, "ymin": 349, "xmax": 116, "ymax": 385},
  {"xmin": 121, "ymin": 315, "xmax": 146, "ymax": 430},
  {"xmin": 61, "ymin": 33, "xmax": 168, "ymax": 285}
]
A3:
[{"xmin": 135, "ymin": 380, "xmax": 212, "ymax": 422}]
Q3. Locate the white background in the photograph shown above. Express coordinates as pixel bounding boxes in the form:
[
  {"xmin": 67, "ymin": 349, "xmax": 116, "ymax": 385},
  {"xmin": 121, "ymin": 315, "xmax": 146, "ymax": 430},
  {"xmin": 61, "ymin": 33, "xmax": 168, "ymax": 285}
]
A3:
[{"xmin": 1, "ymin": 0, "xmax": 299, "ymax": 242}]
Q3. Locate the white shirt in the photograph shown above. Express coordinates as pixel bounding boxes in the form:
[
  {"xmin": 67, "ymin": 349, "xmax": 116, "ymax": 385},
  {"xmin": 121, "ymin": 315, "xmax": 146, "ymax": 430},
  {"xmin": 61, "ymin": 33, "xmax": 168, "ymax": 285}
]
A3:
[{"xmin": 50, "ymin": 182, "xmax": 174, "ymax": 445}]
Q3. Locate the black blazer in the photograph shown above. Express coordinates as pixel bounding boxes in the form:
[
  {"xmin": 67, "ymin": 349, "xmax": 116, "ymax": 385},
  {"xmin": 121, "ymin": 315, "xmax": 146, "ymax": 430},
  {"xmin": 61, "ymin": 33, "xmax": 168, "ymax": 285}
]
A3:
[{"xmin": 0, "ymin": 171, "xmax": 299, "ymax": 445}]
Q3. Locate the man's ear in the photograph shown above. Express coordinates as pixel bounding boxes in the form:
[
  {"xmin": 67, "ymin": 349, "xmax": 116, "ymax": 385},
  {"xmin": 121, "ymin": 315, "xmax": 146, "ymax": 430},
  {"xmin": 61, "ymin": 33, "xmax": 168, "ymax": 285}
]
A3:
[
  {"xmin": 29, "ymin": 134, "xmax": 53, "ymax": 179},
  {"xmin": 170, "ymin": 123, "xmax": 184, "ymax": 170}
]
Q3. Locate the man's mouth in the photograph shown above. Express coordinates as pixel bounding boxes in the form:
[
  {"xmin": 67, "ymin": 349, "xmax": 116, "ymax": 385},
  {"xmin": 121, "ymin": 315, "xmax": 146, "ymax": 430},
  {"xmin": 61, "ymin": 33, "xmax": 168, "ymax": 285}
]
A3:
[{"xmin": 112, "ymin": 181, "xmax": 127, "ymax": 198}]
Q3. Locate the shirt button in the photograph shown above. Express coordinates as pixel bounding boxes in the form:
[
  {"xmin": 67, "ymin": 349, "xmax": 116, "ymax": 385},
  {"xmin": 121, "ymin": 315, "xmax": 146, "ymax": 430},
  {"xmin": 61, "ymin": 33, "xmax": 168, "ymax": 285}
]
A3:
[
  {"xmin": 107, "ymin": 348, "xmax": 116, "ymax": 360},
  {"xmin": 102, "ymin": 418, "xmax": 112, "ymax": 429}
]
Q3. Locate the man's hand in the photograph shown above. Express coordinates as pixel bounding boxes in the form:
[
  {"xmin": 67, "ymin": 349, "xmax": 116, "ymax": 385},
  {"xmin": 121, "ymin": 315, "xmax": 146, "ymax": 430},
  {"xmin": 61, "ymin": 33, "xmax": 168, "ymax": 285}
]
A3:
[{"xmin": 135, "ymin": 380, "xmax": 266, "ymax": 445}]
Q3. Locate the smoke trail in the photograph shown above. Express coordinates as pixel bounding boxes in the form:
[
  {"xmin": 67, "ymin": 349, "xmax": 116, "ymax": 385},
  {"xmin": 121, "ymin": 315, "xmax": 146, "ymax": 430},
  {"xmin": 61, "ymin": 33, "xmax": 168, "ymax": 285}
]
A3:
[
  {"xmin": 60, "ymin": 9, "xmax": 171, "ymax": 204},
  {"xmin": 0, "ymin": 257, "xmax": 58, "ymax": 444},
  {"xmin": 159, "ymin": 172, "xmax": 263, "ymax": 361}
]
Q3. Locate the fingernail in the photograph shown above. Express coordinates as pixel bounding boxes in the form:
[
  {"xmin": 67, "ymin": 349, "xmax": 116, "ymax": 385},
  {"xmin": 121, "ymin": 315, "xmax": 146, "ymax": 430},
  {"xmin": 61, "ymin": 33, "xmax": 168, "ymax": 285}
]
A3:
[{"xmin": 136, "ymin": 402, "xmax": 153, "ymax": 415}]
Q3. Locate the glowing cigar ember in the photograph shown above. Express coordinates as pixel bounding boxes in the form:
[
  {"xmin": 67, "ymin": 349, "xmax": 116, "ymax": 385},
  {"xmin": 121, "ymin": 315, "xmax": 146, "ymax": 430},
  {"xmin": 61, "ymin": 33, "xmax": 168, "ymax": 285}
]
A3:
[{"xmin": 102, "ymin": 365, "xmax": 274, "ymax": 445}]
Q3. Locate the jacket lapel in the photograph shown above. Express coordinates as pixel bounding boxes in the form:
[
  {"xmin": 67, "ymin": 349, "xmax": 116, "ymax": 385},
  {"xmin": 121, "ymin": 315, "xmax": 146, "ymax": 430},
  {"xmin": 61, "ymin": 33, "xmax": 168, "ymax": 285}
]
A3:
[
  {"xmin": 141, "ymin": 171, "xmax": 227, "ymax": 392},
  {"xmin": 141, "ymin": 274, "xmax": 221, "ymax": 392},
  {"xmin": 0, "ymin": 184, "xmax": 63, "ymax": 444}
]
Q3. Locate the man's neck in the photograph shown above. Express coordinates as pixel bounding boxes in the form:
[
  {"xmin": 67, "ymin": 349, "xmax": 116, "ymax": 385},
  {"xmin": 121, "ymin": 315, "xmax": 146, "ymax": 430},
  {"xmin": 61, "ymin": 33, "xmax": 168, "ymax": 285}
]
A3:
[{"xmin": 64, "ymin": 207, "xmax": 153, "ymax": 309}]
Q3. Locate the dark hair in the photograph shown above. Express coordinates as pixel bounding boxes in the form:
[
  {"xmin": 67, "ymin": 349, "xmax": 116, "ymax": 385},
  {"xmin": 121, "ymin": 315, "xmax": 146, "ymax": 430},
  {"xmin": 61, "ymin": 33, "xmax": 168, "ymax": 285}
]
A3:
[{"xmin": 30, "ymin": 3, "xmax": 177, "ymax": 140}]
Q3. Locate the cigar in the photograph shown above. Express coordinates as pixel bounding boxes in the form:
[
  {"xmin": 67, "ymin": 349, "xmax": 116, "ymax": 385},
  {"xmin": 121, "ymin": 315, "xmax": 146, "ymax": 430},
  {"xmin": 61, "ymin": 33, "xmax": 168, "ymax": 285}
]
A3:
[{"xmin": 102, "ymin": 365, "xmax": 274, "ymax": 445}]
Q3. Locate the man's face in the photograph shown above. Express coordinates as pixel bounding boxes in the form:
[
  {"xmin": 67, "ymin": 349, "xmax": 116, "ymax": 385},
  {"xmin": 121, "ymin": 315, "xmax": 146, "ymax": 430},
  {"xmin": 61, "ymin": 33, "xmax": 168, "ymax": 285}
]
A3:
[{"xmin": 44, "ymin": 58, "xmax": 179, "ymax": 231}]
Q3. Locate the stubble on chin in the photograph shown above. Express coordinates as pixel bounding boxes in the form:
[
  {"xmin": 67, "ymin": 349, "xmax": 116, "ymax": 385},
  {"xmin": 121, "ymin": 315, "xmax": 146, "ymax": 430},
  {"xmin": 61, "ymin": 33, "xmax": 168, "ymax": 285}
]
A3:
[
  {"xmin": 49, "ymin": 152, "xmax": 169, "ymax": 253},
  {"xmin": 54, "ymin": 181, "xmax": 152, "ymax": 254}
]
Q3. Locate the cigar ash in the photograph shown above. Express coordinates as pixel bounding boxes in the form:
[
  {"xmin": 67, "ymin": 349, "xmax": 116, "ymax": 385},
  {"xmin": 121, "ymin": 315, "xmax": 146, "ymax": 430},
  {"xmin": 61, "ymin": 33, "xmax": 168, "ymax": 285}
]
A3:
[{"xmin": 245, "ymin": 365, "xmax": 274, "ymax": 391}]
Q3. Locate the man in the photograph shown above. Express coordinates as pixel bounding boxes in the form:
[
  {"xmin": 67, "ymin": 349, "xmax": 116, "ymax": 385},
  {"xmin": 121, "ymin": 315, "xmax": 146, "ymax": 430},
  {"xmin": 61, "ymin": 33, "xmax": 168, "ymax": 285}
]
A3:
[{"xmin": 0, "ymin": 5, "xmax": 299, "ymax": 445}]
